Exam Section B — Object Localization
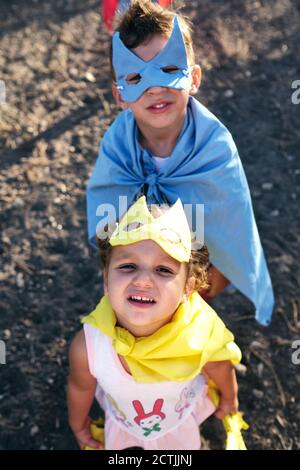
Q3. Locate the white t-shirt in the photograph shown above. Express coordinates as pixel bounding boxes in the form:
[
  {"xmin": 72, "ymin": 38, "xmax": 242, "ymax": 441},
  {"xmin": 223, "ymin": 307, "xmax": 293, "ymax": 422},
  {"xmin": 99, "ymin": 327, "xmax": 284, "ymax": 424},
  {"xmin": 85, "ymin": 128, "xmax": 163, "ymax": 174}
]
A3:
[
  {"xmin": 152, "ymin": 155, "xmax": 170, "ymax": 172},
  {"xmin": 84, "ymin": 323, "xmax": 215, "ymax": 448}
]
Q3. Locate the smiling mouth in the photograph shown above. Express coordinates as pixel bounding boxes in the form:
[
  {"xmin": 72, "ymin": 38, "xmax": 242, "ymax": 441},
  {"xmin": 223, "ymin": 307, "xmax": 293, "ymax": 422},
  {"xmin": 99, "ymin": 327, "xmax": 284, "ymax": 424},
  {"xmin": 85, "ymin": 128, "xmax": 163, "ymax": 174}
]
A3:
[
  {"xmin": 128, "ymin": 295, "xmax": 156, "ymax": 304},
  {"xmin": 147, "ymin": 102, "xmax": 171, "ymax": 111}
]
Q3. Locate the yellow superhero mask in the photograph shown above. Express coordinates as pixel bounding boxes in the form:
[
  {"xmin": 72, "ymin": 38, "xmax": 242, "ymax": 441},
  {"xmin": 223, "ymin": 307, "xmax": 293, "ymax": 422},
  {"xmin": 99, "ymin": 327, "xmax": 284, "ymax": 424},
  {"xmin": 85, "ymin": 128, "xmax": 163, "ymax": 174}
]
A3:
[{"xmin": 109, "ymin": 196, "xmax": 191, "ymax": 262}]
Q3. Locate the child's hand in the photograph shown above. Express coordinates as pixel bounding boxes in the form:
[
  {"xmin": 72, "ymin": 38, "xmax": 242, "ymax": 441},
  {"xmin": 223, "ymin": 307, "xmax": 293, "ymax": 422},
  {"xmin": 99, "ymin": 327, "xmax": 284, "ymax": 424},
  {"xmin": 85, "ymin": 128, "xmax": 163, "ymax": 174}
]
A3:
[
  {"xmin": 72, "ymin": 417, "xmax": 103, "ymax": 450},
  {"xmin": 201, "ymin": 265, "xmax": 229, "ymax": 299},
  {"xmin": 214, "ymin": 395, "xmax": 239, "ymax": 420}
]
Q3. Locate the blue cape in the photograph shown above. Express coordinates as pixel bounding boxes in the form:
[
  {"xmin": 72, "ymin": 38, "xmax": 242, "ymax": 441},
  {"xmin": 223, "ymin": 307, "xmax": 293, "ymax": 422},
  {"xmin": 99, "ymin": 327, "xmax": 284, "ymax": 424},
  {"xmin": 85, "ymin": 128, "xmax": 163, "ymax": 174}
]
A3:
[{"xmin": 87, "ymin": 96, "xmax": 274, "ymax": 325}]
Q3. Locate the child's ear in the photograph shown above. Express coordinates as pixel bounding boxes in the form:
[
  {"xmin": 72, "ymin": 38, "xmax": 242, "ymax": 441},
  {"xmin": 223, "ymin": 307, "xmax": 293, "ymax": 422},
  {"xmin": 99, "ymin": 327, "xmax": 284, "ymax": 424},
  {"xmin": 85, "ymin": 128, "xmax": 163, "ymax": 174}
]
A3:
[
  {"xmin": 185, "ymin": 276, "xmax": 196, "ymax": 298},
  {"xmin": 103, "ymin": 269, "xmax": 108, "ymax": 294},
  {"xmin": 181, "ymin": 276, "xmax": 196, "ymax": 303},
  {"xmin": 112, "ymin": 83, "xmax": 129, "ymax": 110},
  {"xmin": 189, "ymin": 65, "xmax": 202, "ymax": 95}
]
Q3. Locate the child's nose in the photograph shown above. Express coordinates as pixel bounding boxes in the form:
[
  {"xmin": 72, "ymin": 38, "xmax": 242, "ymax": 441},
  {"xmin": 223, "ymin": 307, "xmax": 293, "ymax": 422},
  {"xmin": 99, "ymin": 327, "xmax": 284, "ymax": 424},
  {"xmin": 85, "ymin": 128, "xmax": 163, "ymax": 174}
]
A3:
[
  {"xmin": 146, "ymin": 85, "xmax": 166, "ymax": 95},
  {"xmin": 132, "ymin": 269, "xmax": 153, "ymax": 288}
]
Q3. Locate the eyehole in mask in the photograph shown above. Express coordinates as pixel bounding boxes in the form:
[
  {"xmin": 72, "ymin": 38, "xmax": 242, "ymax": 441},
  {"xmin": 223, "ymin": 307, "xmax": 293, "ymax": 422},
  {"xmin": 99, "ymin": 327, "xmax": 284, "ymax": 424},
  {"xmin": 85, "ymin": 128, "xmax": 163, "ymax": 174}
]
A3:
[
  {"xmin": 126, "ymin": 73, "xmax": 142, "ymax": 85},
  {"xmin": 161, "ymin": 65, "xmax": 180, "ymax": 74},
  {"xmin": 125, "ymin": 65, "xmax": 180, "ymax": 86}
]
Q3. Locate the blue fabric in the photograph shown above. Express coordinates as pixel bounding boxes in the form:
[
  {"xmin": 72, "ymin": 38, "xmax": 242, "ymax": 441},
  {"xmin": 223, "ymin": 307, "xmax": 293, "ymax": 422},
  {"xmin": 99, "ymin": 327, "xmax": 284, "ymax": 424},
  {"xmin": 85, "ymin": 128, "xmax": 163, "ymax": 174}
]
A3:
[
  {"xmin": 87, "ymin": 96, "xmax": 274, "ymax": 325},
  {"xmin": 112, "ymin": 16, "xmax": 190, "ymax": 102},
  {"xmin": 118, "ymin": 0, "xmax": 130, "ymax": 14}
]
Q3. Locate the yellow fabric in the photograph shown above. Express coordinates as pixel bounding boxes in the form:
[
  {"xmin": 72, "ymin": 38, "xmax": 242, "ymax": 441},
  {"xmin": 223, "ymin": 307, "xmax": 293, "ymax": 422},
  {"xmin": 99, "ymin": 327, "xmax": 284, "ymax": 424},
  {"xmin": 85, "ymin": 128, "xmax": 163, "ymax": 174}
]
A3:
[
  {"xmin": 84, "ymin": 413, "xmax": 249, "ymax": 451},
  {"xmin": 82, "ymin": 293, "xmax": 248, "ymax": 450},
  {"xmin": 207, "ymin": 382, "xmax": 249, "ymax": 450},
  {"xmin": 109, "ymin": 195, "xmax": 191, "ymax": 262},
  {"xmin": 81, "ymin": 291, "xmax": 241, "ymax": 383},
  {"xmin": 84, "ymin": 418, "xmax": 105, "ymax": 451}
]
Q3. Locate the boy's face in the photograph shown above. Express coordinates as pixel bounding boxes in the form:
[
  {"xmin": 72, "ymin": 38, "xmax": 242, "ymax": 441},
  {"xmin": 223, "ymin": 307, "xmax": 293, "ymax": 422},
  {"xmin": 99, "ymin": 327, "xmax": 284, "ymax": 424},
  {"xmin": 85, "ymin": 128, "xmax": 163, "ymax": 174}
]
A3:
[
  {"xmin": 104, "ymin": 240, "xmax": 191, "ymax": 337},
  {"xmin": 113, "ymin": 34, "xmax": 201, "ymax": 135}
]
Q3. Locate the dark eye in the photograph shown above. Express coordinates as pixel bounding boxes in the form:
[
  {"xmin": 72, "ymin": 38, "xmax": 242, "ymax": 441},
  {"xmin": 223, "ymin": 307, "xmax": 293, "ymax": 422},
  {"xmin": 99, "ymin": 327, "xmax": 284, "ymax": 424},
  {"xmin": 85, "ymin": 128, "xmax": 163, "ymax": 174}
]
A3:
[
  {"xmin": 161, "ymin": 65, "xmax": 180, "ymax": 74},
  {"xmin": 156, "ymin": 266, "xmax": 174, "ymax": 275},
  {"xmin": 118, "ymin": 264, "xmax": 136, "ymax": 271},
  {"xmin": 126, "ymin": 73, "xmax": 141, "ymax": 84}
]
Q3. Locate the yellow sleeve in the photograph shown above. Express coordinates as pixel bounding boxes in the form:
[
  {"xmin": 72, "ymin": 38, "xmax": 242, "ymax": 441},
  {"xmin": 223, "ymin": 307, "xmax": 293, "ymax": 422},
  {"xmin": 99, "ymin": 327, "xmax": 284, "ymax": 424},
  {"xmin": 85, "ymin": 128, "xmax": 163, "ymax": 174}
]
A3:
[{"xmin": 199, "ymin": 304, "xmax": 242, "ymax": 368}]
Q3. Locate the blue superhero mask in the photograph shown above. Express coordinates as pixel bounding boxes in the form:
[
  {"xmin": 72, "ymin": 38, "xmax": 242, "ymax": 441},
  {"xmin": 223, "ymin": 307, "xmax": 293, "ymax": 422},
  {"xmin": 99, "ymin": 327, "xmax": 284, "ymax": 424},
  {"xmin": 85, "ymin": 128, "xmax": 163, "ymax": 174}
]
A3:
[{"xmin": 112, "ymin": 16, "xmax": 191, "ymax": 102}]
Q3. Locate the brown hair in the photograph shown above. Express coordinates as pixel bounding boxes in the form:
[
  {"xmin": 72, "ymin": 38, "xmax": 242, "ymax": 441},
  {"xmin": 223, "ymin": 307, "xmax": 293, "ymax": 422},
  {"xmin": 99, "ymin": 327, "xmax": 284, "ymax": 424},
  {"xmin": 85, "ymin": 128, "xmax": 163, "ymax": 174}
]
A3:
[{"xmin": 110, "ymin": 0, "xmax": 195, "ymax": 81}]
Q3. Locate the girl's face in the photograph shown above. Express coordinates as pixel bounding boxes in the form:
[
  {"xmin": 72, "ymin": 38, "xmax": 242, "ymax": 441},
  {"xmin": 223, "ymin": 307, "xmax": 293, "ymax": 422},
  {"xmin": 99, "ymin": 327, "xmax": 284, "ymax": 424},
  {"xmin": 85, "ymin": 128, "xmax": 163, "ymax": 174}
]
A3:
[{"xmin": 104, "ymin": 240, "xmax": 190, "ymax": 337}]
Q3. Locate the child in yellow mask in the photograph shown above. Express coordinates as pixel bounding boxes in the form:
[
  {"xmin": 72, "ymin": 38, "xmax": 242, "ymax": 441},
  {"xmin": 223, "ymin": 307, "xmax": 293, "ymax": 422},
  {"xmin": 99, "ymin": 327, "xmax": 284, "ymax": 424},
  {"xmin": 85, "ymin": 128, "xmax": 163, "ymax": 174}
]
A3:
[{"xmin": 67, "ymin": 197, "xmax": 248, "ymax": 450}]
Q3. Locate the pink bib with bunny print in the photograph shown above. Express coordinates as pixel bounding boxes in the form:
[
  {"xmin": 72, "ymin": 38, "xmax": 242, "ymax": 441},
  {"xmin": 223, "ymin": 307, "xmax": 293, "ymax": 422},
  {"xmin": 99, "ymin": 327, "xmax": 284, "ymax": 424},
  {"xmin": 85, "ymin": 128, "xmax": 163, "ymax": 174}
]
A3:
[{"xmin": 84, "ymin": 324, "xmax": 215, "ymax": 442}]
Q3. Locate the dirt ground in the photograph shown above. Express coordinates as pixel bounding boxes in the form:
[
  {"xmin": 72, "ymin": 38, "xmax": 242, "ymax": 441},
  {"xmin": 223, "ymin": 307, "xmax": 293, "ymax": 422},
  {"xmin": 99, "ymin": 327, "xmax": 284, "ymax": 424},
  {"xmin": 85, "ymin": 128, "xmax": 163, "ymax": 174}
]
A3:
[{"xmin": 0, "ymin": 0, "xmax": 300, "ymax": 450}]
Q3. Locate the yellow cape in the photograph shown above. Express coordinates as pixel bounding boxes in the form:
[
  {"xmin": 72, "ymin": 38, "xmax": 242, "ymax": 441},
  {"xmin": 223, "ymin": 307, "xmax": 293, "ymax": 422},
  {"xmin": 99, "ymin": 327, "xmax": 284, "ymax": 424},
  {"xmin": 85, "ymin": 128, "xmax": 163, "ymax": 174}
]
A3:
[
  {"xmin": 82, "ymin": 291, "xmax": 241, "ymax": 383},
  {"xmin": 82, "ymin": 291, "xmax": 248, "ymax": 450}
]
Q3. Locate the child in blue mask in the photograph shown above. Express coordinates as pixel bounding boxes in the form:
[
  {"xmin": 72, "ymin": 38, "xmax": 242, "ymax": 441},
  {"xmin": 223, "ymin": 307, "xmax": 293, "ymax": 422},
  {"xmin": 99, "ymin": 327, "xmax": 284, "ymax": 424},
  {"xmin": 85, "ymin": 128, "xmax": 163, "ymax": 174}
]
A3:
[{"xmin": 86, "ymin": 0, "xmax": 274, "ymax": 325}]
